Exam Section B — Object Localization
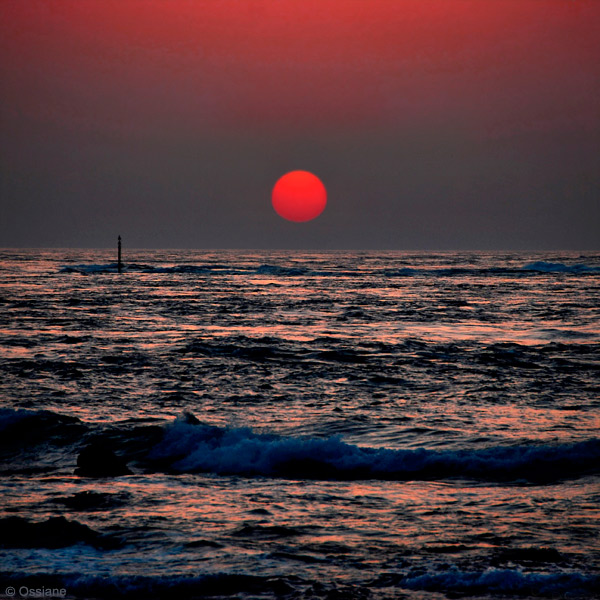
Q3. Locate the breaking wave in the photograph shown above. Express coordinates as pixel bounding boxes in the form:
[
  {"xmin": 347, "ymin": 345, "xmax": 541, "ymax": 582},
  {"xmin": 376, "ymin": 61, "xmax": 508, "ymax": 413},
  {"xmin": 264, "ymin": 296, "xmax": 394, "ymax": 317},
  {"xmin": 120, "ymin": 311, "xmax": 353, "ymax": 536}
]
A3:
[
  {"xmin": 148, "ymin": 415, "xmax": 600, "ymax": 483},
  {"xmin": 2, "ymin": 409, "xmax": 599, "ymax": 484},
  {"xmin": 0, "ymin": 572, "xmax": 300, "ymax": 599},
  {"xmin": 377, "ymin": 568, "xmax": 600, "ymax": 597},
  {"xmin": 2, "ymin": 568, "xmax": 597, "ymax": 599}
]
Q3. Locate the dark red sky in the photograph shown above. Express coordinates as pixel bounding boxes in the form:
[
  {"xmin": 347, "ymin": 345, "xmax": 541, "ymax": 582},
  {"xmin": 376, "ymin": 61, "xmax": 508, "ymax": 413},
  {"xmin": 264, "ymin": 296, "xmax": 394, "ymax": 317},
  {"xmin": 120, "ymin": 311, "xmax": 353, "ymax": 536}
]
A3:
[{"xmin": 1, "ymin": 0, "xmax": 599, "ymax": 249}]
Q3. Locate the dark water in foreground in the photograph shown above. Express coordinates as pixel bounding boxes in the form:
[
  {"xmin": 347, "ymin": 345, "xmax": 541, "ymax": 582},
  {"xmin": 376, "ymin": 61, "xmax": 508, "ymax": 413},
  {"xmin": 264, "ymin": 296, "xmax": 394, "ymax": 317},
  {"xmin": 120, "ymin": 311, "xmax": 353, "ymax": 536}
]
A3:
[{"xmin": 0, "ymin": 249, "xmax": 599, "ymax": 599}]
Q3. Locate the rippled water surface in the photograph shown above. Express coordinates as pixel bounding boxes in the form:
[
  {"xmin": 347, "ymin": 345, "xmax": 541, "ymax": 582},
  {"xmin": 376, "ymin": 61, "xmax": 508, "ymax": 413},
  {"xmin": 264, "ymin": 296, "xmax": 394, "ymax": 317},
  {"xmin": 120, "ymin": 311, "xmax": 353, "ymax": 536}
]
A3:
[{"xmin": 0, "ymin": 249, "xmax": 599, "ymax": 599}]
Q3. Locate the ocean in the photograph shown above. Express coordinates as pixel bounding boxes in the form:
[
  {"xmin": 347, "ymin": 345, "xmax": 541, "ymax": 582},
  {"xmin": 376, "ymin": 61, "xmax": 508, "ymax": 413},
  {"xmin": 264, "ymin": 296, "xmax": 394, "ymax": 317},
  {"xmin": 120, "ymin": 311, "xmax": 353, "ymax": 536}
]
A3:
[{"xmin": 0, "ymin": 249, "xmax": 598, "ymax": 599}]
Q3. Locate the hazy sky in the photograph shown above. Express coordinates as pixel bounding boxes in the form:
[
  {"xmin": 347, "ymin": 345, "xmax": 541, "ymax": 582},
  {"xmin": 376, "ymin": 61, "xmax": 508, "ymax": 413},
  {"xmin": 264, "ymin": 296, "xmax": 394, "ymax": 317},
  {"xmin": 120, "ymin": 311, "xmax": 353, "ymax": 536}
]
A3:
[{"xmin": 1, "ymin": 0, "xmax": 599, "ymax": 250}]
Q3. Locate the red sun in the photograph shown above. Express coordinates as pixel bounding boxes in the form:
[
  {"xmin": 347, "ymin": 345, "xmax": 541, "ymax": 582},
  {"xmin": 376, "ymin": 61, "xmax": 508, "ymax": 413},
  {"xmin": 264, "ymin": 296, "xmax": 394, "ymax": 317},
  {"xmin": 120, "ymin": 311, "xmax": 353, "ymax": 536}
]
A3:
[{"xmin": 272, "ymin": 171, "xmax": 327, "ymax": 222}]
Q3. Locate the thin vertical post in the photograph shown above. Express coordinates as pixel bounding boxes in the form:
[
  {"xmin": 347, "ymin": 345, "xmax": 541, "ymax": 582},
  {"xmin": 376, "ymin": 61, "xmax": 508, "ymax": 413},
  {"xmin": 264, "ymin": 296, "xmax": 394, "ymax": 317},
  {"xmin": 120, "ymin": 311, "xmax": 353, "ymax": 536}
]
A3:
[{"xmin": 118, "ymin": 235, "xmax": 122, "ymax": 273}]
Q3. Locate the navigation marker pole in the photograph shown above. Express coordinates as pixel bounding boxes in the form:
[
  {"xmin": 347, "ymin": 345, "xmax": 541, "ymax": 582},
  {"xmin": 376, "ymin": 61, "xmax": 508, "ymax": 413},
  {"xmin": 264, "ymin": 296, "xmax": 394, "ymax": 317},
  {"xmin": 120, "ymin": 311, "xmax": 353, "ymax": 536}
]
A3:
[{"xmin": 118, "ymin": 235, "xmax": 123, "ymax": 273}]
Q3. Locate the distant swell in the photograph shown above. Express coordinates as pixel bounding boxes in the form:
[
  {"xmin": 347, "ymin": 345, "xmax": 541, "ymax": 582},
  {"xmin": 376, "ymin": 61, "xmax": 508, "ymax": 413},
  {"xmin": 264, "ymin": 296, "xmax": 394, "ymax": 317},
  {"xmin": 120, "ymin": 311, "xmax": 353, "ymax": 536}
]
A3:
[
  {"xmin": 58, "ymin": 261, "xmax": 600, "ymax": 277},
  {"xmin": 383, "ymin": 262, "xmax": 600, "ymax": 277},
  {"xmin": 148, "ymin": 416, "xmax": 600, "ymax": 483},
  {"xmin": 521, "ymin": 261, "xmax": 600, "ymax": 274},
  {"xmin": 59, "ymin": 263, "xmax": 219, "ymax": 275}
]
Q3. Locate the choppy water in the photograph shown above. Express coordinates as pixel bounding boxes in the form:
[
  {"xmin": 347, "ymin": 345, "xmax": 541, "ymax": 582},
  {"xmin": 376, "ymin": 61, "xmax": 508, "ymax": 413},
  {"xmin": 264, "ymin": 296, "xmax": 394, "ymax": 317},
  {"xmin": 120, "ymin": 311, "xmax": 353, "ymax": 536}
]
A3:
[{"xmin": 0, "ymin": 249, "xmax": 599, "ymax": 599}]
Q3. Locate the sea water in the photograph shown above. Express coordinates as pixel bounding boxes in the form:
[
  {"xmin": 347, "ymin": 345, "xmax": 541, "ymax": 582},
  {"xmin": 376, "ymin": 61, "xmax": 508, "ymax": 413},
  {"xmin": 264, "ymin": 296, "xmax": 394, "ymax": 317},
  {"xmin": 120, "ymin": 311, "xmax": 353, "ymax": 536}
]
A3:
[{"xmin": 0, "ymin": 249, "xmax": 599, "ymax": 599}]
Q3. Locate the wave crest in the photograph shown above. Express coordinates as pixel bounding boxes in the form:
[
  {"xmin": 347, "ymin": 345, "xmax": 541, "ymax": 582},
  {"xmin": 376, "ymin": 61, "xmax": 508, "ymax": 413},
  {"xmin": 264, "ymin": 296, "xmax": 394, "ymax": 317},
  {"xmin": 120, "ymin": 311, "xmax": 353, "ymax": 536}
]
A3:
[
  {"xmin": 148, "ymin": 417, "xmax": 600, "ymax": 483},
  {"xmin": 377, "ymin": 568, "xmax": 599, "ymax": 596}
]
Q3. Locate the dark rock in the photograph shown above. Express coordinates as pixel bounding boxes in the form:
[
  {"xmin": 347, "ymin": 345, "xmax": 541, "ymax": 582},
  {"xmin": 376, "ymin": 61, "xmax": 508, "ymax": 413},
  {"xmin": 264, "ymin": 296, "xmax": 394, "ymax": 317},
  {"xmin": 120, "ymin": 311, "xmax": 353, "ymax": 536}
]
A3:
[
  {"xmin": 491, "ymin": 546, "xmax": 564, "ymax": 565},
  {"xmin": 75, "ymin": 441, "xmax": 132, "ymax": 477}
]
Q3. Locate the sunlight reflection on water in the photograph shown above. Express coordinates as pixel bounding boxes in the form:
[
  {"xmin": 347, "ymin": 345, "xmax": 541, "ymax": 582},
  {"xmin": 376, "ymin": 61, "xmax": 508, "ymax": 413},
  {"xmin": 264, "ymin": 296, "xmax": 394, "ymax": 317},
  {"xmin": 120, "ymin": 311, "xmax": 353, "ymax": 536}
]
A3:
[{"xmin": 0, "ymin": 249, "xmax": 599, "ymax": 598}]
